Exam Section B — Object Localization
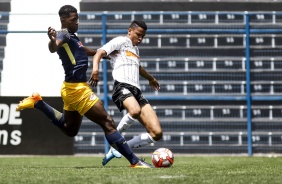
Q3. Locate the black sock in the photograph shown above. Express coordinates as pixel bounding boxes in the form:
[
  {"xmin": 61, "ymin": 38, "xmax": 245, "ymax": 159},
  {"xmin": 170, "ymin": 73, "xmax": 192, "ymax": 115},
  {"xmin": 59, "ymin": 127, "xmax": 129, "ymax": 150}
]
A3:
[
  {"xmin": 105, "ymin": 131, "xmax": 139, "ymax": 165},
  {"xmin": 34, "ymin": 100, "xmax": 65, "ymax": 128}
]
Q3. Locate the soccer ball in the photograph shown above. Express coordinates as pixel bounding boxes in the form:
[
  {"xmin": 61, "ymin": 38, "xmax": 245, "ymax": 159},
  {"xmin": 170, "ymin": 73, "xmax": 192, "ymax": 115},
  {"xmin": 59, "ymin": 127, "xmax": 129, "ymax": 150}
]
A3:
[{"xmin": 151, "ymin": 148, "xmax": 174, "ymax": 168}]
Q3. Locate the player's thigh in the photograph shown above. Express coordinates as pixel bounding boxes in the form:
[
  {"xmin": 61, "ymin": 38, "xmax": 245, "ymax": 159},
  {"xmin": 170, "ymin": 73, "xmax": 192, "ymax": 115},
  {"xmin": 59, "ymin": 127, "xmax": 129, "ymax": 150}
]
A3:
[
  {"xmin": 138, "ymin": 104, "xmax": 162, "ymax": 133},
  {"xmin": 123, "ymin": 96, "xmax": 141, "ymax": 114},
  {"xmin": 63, "ymin": 110, "xmax": 83, "ymax": 131},
  {"xmin": 84, "ymin": 100, "xmax": 116, "ymax": 130}
]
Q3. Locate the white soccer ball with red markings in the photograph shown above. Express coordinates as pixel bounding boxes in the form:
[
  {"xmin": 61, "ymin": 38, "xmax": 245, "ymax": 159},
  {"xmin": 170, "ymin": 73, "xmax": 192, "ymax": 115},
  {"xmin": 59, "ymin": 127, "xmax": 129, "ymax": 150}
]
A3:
[{"xmin": 151, "ymin": 148, "xmax": 174, "ymax": 168}]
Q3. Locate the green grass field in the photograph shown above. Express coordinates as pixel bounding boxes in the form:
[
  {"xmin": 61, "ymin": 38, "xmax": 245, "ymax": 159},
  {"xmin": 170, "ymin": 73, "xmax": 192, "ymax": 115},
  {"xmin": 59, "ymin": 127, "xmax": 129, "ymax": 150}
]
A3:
[{"xmin": 0, "ymin": 156, "xmax": 282, "ymax": 184}]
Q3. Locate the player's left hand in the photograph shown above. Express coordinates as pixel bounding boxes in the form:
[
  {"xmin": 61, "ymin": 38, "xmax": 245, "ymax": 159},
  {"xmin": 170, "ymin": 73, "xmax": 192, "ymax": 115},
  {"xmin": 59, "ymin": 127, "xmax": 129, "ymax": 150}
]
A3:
[{"xmin": 149, "ymin": 78, "xmax": 160, "ymax": 91}]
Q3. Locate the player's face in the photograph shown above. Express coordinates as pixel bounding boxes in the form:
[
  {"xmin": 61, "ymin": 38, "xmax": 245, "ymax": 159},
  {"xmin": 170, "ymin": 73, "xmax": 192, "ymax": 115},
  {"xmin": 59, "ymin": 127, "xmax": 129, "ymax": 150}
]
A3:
[
  {"xmin": 62, "ymin": 12, "xmax": 79, "ymax": 33},
  {"xmin": 128, "ymin": 26, "xmax": 146, "ymax": 46}
]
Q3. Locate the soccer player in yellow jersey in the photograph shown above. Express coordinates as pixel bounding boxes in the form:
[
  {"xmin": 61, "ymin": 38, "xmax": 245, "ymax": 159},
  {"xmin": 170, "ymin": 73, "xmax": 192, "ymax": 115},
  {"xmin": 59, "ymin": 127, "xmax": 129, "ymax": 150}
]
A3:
[
  {"xmin": 90, "ymin": 20, "xmax": 163, "ymax": 165},
  {"xmin": 16, "ymin": 5, "xmax": 153, "ymax": 168}
]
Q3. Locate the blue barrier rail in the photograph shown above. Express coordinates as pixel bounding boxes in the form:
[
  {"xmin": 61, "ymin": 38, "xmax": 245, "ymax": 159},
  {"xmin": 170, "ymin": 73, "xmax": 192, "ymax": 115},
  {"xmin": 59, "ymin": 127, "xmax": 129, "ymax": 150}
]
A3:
[{"xmin": 245, "ymin": 14, "xmax": 252, "ymax": 156}]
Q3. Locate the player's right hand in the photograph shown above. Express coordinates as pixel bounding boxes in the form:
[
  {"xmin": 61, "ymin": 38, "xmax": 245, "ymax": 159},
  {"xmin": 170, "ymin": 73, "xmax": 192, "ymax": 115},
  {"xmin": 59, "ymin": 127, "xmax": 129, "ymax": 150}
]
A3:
[{"xmin": 48, "ymin": 27, "xmax": 56, "ymax": 41}]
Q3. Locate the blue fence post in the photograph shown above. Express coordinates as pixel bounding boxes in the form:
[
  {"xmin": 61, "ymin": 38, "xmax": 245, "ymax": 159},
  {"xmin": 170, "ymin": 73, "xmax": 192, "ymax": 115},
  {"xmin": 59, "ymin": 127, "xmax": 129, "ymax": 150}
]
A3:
[
  {"xmin": 101, "ymin": 13, "xmax": 109, "ymax": 154},
  {"xmin": 245, "ymin": 12, "xmax": 253, "ymax": 156}
]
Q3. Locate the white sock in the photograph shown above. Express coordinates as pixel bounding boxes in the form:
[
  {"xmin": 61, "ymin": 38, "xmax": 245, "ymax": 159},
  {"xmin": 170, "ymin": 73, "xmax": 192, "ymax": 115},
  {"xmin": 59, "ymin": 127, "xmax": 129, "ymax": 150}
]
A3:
[
  {"xmin": 117, "ymin": 113, "xmax": 136, "ymax": 133},
  {"xmin": 127, "ymin": 133, "xmax": 156, "ymax": 148}
]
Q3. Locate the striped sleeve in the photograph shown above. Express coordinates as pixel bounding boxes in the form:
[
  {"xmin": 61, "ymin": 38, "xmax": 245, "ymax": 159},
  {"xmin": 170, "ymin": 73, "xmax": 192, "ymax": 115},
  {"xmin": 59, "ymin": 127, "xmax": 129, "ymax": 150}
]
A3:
[{"xmin": 99, "ymin": 36, "xmax": 126, "ymax": 55}]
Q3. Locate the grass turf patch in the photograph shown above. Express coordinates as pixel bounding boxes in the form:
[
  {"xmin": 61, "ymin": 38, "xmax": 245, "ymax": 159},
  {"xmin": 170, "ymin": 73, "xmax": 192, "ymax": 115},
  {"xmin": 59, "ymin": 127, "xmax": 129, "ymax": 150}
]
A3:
[{"xmin": 0, "ymin": 156, "xmax": 281, "ymax": 184}]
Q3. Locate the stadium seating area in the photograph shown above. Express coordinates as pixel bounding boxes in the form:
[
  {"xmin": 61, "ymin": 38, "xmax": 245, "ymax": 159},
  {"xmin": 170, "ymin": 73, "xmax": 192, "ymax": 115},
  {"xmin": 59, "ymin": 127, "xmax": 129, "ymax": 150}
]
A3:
[
  {"xmin": 75, "ymin": 104, "xmax": 282, "ymax": 153},
  {"xmin": 73, "ymin": 11, "xmax": 282, "ymax": 154}
]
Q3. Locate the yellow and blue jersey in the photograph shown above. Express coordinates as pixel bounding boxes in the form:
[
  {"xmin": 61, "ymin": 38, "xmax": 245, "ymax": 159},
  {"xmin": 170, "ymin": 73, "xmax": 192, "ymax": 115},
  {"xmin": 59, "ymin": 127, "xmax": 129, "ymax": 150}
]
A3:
[
  {"xmin": 57, "ymin": 29, "xmax": 88, "ymax": 82},
  {"xmin": 56, "ymin": 29, "xmax": 99, "ymax": 115}
]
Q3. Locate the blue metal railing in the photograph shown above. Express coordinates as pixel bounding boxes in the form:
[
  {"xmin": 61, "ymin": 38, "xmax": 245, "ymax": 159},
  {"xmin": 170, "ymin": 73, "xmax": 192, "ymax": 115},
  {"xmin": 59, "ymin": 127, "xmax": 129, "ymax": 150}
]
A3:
[
  {"xmin": 244, "ymin": 14, "xmax": 253, "ymax": 156},
  {"xmin": 101, "ymin": 14, "xmax": 110, "ymax": 154}
]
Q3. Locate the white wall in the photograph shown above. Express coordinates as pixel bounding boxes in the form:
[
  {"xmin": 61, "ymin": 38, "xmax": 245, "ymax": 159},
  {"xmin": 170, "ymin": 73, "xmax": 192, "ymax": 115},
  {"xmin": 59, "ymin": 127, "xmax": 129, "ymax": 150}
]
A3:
[{"xmin": 1, "ymin": 0, "xmax": 81, "ymax": 96}]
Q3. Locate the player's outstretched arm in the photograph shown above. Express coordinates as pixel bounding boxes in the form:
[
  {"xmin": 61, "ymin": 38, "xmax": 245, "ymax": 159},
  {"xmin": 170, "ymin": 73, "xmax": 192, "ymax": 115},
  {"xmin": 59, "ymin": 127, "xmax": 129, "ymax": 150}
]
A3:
[
  {"xmin": 89, "ymin": 49, "xmax": 107, "ymax": 87},
  {"xmin": 139, "ymin": 66, "xmax": 160, "ymax": 91}
]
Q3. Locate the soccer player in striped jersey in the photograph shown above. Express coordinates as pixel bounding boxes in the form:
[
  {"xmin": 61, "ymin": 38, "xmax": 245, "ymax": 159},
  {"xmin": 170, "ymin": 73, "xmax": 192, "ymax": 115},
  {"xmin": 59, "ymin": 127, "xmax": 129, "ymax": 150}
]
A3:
[
  {"xmin": 16, "ymin": 5, "xmax": 153, "ymax": 168},
  {"xmin": 90, "ymin": 20, "xmax": 163, "ymax": 166}
]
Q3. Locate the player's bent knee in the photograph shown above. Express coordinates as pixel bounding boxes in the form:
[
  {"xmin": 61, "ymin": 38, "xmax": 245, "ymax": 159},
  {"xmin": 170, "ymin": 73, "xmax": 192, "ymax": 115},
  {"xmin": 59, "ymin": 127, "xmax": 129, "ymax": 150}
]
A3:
[
  {"xmin": 65, "ymin": 130, "xmax": 79, "ymax": 137},
  {"xmin": 129, "ymin": 109, "xmax": 141, "ymax": 119},
  {"xmin": 152, "ymin": 131, "xmax": 163, "ymax": 141},
  {"xmin": 67, "ymin": 132, "xmax": 78, "ymax": 137}
]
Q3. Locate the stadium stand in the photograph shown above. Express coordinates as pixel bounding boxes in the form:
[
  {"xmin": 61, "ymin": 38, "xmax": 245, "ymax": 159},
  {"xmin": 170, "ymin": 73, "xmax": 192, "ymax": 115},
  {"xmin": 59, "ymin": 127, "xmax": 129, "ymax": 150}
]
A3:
[
  {"xmin": 72, "ymin": 8, "xmax": 282, "ymax": 154},
  {"xmin": 79, "ymin": 0, "xmax": 282, "ymax": 12}
]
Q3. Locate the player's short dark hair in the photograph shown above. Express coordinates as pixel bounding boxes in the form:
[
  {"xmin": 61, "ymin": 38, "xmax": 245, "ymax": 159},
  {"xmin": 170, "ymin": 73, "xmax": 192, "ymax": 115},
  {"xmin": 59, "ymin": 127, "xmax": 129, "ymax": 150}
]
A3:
[
  {"xmin": 129, "ymin": 20, "xmax": 147, "ymax": 30},
  {"xmin": 58, "ymin": 5, "xmax": 77, "ymax": 18}
]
